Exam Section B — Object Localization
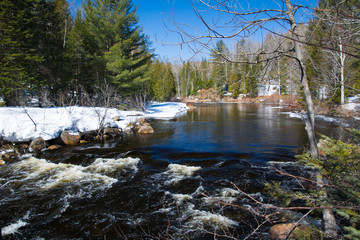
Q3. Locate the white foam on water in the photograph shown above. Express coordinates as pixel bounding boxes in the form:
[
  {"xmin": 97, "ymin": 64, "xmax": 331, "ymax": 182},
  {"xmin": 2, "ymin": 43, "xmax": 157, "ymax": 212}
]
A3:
[
  {"xmin": 10, "ymin": 156, "xmax": 141, "ymax": 190},
  {"xmin": 203, "ymin": 188, "xmax": 240, "ymax": 205},
  {"xmin": 167, "ymin": 164, "xmax": 201, "ymax": 176},
  {"xmin": 171, "ymin": 193, "xmax": 193, "ymax": 204},
  {"xmin": 12, "ymin": 157, "xmax": 116, "ymax": 189},
  {"xmin": 1, "ymin": 213, "xmax": 29, "ymax": 236},
  {"xmin": 220, "ymin": 188, "xmax": 239, "ymax": 198},
  {"xmin": 1, "ymin": 220, "xmax": 28, "ymax": 236},
  {"xmin": 191, "ymin": 210, "xmax": 238, "ymax": 228},
  {"xmin": 43, "ymin": 166, "xmax": 115, "ymax": 189},
  {"xmin": 86, "ymin": 157, "xmax": 141, "ymax": 174},
  {"xmin": 164, "ymin": 164, "xmax": 201, "ymax": 185},
  {"xmin": 219, "ymin": 188, "xmax": 240, "ymax": 203}
]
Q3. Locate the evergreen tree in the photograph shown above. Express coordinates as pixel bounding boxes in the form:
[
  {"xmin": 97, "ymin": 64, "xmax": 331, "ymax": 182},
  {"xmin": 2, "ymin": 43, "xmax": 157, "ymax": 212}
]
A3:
[
  {"xmin": 228, "ymin": 65, "xmax": 241, "ymax": 97},
  {"xmin": 199, "ymin": 58, "xmax": 212, "ymax": 89},
  {"xmin": 67, "ymin": 10, "xmax": 97, "ymax": 102},
  {"xmin": 243, "ymin": 61, "xmax": 260, "ymax": 97},
  {"xmin": 83, "ymin": 0, "xmax": 153, "ymax": 95},
  {"xmin": 37, "ymin": 0, "xmax": 72, "ymax": 102},
  {"xmin": 149, "ymin": 60, "xmax": 176, "ymax": 101},
  {"xmin": 0, "ymin": 0, "xmax": 43, "ymax": 105},
  {"xmin": 179, "ymin": 61, "xmax": 192, "ymax": 98},
  {"xmin": 0, "ymin": 0, "xmax": 72, "ymax": 106},
  {"xmin": 210, "ymin": 40, "xmax": 230, "ymax": 93}
]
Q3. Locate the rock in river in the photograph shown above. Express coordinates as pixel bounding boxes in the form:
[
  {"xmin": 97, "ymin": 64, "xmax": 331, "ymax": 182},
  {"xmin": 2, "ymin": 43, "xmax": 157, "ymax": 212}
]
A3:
[
  {"xmin": 269, "ymin": 223, "xmax": 310, "ymax": 240},
  {"xmin": 60, "ymin": 131, "xmax": 81, "ymax": 145},
  {"xmin": 29, "ymin": 137, "xmax": 46, "ymax": 152}
]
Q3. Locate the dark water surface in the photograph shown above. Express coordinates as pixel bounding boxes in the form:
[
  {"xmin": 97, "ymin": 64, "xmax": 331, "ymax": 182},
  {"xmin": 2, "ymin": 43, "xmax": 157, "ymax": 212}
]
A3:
[{"xmin": 0, "ymin": 103, "xmax": 350, "ymax": 239}]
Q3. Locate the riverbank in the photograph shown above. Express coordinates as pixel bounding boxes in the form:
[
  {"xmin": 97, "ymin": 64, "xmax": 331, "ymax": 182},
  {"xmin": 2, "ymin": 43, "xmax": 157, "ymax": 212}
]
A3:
[
  {"xmin": 183, "ymin": 89, "xmax": 360, "ymax": 118},
  {"xmin": 0, "ymin": 102, "xmax": 188, "ymax": 164}
]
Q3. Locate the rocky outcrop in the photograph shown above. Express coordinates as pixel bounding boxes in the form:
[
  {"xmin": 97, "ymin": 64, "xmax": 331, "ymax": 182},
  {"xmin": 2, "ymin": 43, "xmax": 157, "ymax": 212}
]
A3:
[
  {"xmin": 60, "ymin": 131, "xmax": 81, "ymax": 145},
  {"xmin": 29, "ymin": 137, "xmax": 46, "ymax": 152},
  {"xmin": 269, "ymin": 223, "xmax": 309, "ymax": 240},
  {"xmin": 0, "ymin": 127, "xmax": 125, "ymax": 160}
]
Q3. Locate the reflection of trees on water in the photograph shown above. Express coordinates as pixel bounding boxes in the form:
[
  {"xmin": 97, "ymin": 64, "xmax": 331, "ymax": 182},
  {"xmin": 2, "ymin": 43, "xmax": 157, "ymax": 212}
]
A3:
[{"xmin": 182, "ymin": 103, "xmax": 309, "ymax": 155}]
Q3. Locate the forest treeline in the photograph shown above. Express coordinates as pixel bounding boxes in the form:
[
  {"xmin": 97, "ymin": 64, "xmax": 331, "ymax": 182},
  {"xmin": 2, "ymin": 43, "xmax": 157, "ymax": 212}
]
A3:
[{"xmin": 0, "ymin": 0, "xmax": 359, "ymax": 106}]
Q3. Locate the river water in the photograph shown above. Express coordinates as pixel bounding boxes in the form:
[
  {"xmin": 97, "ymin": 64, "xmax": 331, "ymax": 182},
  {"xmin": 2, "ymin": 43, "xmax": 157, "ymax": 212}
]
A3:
[{"xmin": 0, "ymin": 103, "xmax": 353, "ymax": 239}]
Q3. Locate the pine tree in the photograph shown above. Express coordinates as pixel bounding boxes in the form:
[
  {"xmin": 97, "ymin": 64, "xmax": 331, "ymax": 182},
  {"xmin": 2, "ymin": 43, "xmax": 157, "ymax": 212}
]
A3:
[
  {"xmin": 210, "ymin": 40, "xmax": 230, "ymax": 93},
  {"xmin": 83, "ymin": 0, "xmax": 153, "ymax": 95},
  {"xmin": 0, "ymin": 0, "xmax": 73, "ymax": 106},
  {"xmin": 149, "ymin": 60, "xmax": 176, "ymax": 101},
  {"xmin": 0, "ymin": 0, "xmax": 43, "ymax": 105},
  {"xmin": 243, "ymin": 61, "xmax": 260, "ymax": 97},
  {"xmin": 36, "ymin": 0, "xmax": 73, "ymax": 103},
  {"xmin": 179, "ymin": 61, "xmax": 192, "ymax": 98},
  {"xmin": 228, "ymin": 65, "xmax": 241, "ymax": 97},
  {"xmin": 199, "ymin": 58, "xmax": 212, "ymax": 89}
]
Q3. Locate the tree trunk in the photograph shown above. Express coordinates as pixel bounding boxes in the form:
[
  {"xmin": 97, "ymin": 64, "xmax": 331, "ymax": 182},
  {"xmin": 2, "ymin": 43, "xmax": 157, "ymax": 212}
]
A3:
[
  {"xmin": 277, "ymin": 59, "xmax": 281, "ymax": 95},
  {"xmin": 285, "ymin": 0, "xmax": 317, "ymax": 157},
  {"xmin": 285, "ymin": 0, "xmax": 337, "ymax": 238},
  {"xmin": 339, "ymin": 38, "xmax": 346, "ymax": 105}
]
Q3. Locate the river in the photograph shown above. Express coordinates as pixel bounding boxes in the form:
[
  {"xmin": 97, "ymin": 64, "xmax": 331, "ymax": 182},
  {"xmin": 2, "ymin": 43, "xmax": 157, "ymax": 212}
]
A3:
[{"xmin": 0, "ymin": 103, "xmax": 354, "ymax": 239}]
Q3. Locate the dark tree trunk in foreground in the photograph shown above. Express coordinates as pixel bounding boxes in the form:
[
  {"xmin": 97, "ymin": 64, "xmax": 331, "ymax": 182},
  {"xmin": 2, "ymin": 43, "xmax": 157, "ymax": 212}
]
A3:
[{"xmin": 285, "ymin": 1, "xmax": 337, "ymax": 237}]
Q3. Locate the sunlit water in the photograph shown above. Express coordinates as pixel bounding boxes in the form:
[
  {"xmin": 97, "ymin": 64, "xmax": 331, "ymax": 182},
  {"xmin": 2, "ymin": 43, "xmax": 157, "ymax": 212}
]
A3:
[{"xmin": 0, "ymin": 103, "xmax": 355, "ymax": 239}]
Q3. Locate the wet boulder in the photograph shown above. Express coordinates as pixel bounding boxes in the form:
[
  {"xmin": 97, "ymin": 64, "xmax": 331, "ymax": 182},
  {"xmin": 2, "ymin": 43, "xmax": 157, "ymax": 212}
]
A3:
[
  {"xmin": 131, "ymin": 119, "xmax": 154, "ymax": 134},
  {"xmin": 29, "ymin": 137, "xmax": 46, "ymax": 152},
  {"xmin": 60, "ymin": 131, "xmax": 81, "ymax": 145},
  {"xmin": 137, "ymin": 124, "xmax": 154, "ymax": 134},
  {"xmin": 269, "ymin": 223, "xmax": 309, "ymax": 240},
  {"xmin": 2, "ymin": 151, "xmax": 18, "ymax": 161},
  {"xmin": 48, "ymin": 145, "xmax": 61, "ymax": 150},
  {"xmin": 104, "ymin": 127, "xmax": 122, "ymax": 136},
  {"xmin": 80, "ymin": 130, "xmax": 98, "ymax": 141},
  {"xmin": 15, "ymin": 143, "xmax": 29, "ymax": 155}
]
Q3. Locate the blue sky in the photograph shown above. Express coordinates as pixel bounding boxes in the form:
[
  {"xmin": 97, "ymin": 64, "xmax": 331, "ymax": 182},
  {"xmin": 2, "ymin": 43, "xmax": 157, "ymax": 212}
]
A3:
[{"xmin": 67, "ymin": 0, "xmax": 319, "ymax": 62}]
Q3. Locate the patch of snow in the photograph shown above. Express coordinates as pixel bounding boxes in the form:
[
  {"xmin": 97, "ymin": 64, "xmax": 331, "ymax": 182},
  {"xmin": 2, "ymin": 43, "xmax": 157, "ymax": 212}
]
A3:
[
  {"xmin": 316, "ymin": 115, "xmax": 350, "ymax": 127},
  {"xmin": 343, "ymin": 102, "xmax": 360, "ymax": 112},
  {"xmin": 281, "ymin": 112, "xmax": 304, "ymax": 119},
  {"xmin": 145, "ymin": 102, "xmax": 188, "ymax": 119},
  {"xmin": 347, "ymin": 95, "xmax": 360, "ymax": 103},
  {"xmin": 0, "ymin": 102, "xmax": 188, "ymax": 142}
]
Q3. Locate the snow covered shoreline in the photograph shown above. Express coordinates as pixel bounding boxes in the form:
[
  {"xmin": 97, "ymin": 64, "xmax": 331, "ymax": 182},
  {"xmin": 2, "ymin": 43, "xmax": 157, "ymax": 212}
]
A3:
[{"xmin": 0, "ymin": 102, "xmax": 188, "ymax": 142}]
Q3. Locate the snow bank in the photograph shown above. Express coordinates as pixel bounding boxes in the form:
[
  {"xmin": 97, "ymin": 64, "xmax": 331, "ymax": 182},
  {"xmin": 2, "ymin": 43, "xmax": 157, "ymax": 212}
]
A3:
[
  {"xmin": 145, "ymin": 102, "xmax": 188, "ymax": 119},
  {"xmin": 0, "ymin": 102, "xmax": 188, "ymax": 142},
  {"xmin": 344, "ymin": 96, "xmax": 360, "ymax": 111}
]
